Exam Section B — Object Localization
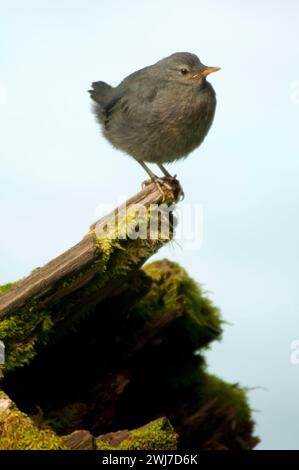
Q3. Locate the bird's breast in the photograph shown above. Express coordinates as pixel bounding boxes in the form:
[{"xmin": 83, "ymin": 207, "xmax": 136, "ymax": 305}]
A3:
[
  {"xmin": 142, "ymin": 86, "xmax": 216, "ymax": 163},
  {"xmin": 102, "ymin": 83, "xmax": 216, "ymax": 164}
]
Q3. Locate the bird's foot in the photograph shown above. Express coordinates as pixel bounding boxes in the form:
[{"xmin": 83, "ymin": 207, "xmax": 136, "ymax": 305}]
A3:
[
  {"xmin": 163, "ymin": 175, "xmax": 185, "ymax": 201},
  {"xmin": 142, "ymin": 177, "xmax": 171, "ymax": 201},
  {"xmin": 142, "ymin": 176, "xmax": 184, "ymax": 202}
]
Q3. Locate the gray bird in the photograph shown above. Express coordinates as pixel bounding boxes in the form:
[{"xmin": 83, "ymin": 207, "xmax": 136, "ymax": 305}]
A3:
[{"xmin": 89, "ymin": 52, "xmax": 220, "ymax": 197}]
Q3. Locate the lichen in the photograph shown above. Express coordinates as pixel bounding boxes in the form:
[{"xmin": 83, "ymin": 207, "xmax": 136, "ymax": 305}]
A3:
[
  {"xmin": 0, "ymin": 391, "xmax": 66, "ymax": 450},
  {"xmin": 96, "ymin": 418, "xmax": 178, "ymax": 450}
]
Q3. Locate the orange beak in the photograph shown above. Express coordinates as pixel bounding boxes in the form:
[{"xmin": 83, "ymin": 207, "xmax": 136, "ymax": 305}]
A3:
[{"xmin": 192, "ymin": 66, "xmax": 221, "ymax": 79}]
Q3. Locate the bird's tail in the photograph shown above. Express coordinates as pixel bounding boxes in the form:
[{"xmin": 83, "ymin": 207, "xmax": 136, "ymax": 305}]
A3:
[{"xmin": 88, "ymin": 81, "xmax": 113, "ymax": 108}]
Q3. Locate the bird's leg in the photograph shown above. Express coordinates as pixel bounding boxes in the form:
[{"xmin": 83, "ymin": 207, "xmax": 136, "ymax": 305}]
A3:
[
  {"xmin": 137, "ymin": 161, "xmax": 172, "ymax": 199},
  {"xmin": 157, "ymin": 164, "xmax": 184, "ymax": 201},
  {"xmin": 157, "ymin": 163, "xmax": 176, "ymax": 179},
  {"xmin": 139, "ymin": 161, "xmax": 160, "ymax": 181}
]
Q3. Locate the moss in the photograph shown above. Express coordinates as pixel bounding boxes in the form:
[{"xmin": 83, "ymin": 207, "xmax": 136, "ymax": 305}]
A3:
[
  {"xmin": 97, "ymin": 439, "xmax": 116, "ymax": 450},
  {"xmin": 129, "ymin": 259, "xmax": 222, "ymax": 350},
  {"xmin": 0, "ymin": 283, "xmax": 15, "ymax": 296},
  {"xmin": 0, "ymin": 302, "xmax": 54, "ymax": 380},
  {"xmin": 0, "ymin": 391, "xmax": 66, "ymax": 450},
  {"xmin": 121, "ymin": 419, "xmax": 178, "ymax": 450},
  {"xmin": 96, "ymin": 418, "xmax": 178, "ymax": 450},
  {"xmin": 199, "ymin": 373, "xmax": 252, "ymax": 423},
  {"xmin": 176, "ymin": 371, "xmax": 258, "ymax": 449},
  {"xmin": 44, "ymin": 402, "xmax": 88, "ymax": 434}
]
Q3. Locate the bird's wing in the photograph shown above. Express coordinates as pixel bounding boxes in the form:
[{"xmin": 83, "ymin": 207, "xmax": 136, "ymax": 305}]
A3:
[
  {"xmin": 89, "ymin": 70, "xmax": 159, "ymax": 130},
  {"xmin": 103, "ymin": 74, "xmax": 159, "ymax": 129}
]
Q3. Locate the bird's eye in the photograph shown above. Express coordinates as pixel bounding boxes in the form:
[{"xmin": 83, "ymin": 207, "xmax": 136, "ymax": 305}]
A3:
[{"xmin": 180, "ymin": 68, "xmax": 189, "ymax": 75}]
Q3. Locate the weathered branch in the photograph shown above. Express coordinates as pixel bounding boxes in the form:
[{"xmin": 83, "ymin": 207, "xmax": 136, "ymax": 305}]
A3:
[
  {"xmin": 0, "ymin": 179, "xmax": 181, "ymax": 376},
  {"xmin": 0, "ymin": 179, "xmax": 180, "ymax": 320}
]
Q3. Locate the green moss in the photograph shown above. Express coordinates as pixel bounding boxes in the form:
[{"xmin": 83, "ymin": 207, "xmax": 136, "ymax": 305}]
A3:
[
  {"xmin": 129, "ymin": 259, "xmax": 222, "ymax": 350},
  {"xmin": 199, "ymin": 373, "xmax": 252, "ymax": 423},
  {"xmin": 0, "ymin": 302, "xmax": 53, "ymax": 380},
  {"xmin": 44, "ymin": 402, "xmax": 88, "ymax": 434},
  {"xmin": 180, "ymin": 372, "xmax": 259, "ymax": 449},
  {"xmin": 0, "ymin": 391, "xmax": 66, "ymax": 450},
  {"xmin": 96, "ymin": 418, "xmax": 178, "ymax": 450},
  {"xmin": 97, "ymin": 439, "xmax": 116, "ymax": 450},
  {"xmin": 121, "ymin": 419, "xmax": 178, "ymax": 450},
  {"xmin": 0, "ymin": 283, "xmax": 15, "ymax": 296}
]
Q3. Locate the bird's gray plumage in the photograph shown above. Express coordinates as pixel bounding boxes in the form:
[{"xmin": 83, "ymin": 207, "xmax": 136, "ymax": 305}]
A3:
[{"xmin": 89, "ymin": 52, "xmax": 217, "ymax": 165}]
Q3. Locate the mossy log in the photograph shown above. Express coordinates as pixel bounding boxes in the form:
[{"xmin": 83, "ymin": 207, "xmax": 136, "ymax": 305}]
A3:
[
  {"xmin": 0, "ymin": 391, "xmax": 177, "ymax": 451},
  {"xmin": 0, "ymin": 180, "xmax": 259, "ymax": 450},
  {"xmin": 0, "ymin": 180, "xmax": 180, "ymax": 319},
  {"xmin": 0, "ymin": 180, "xmax": 180, "ymax": 375},
  {"xmin": 0, "ymin": 259, "xmax": 258, "ymax": 449}
]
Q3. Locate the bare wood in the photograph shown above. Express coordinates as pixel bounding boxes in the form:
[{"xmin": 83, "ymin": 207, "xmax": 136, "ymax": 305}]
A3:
[{"xmin": 62, "ymin": 430, "xmax": 95, "ymax": 450}]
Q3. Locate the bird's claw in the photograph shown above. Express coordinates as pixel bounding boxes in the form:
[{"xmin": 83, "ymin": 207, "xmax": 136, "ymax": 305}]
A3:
[
  {"xmin": 153, "ymin": 178, "xmax": 172, "ymax": 202},
  {"xmin": 141, "ymin": 176, "xmax": 184, "ymax": 202},
  {"xmin": 163, "ymin": 176, "xmax": 184, "ymax": 201}
]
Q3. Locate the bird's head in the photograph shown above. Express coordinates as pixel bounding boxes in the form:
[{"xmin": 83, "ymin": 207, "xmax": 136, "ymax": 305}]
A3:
[{"xmin": 153, "ymin": 52, "xmax": 220, "ymax": 87}]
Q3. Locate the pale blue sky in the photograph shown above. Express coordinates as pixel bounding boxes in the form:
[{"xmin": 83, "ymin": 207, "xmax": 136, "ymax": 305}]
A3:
[{"xmin": 1, "ymin": 0, "xmax": 299, "ymax": 449}]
